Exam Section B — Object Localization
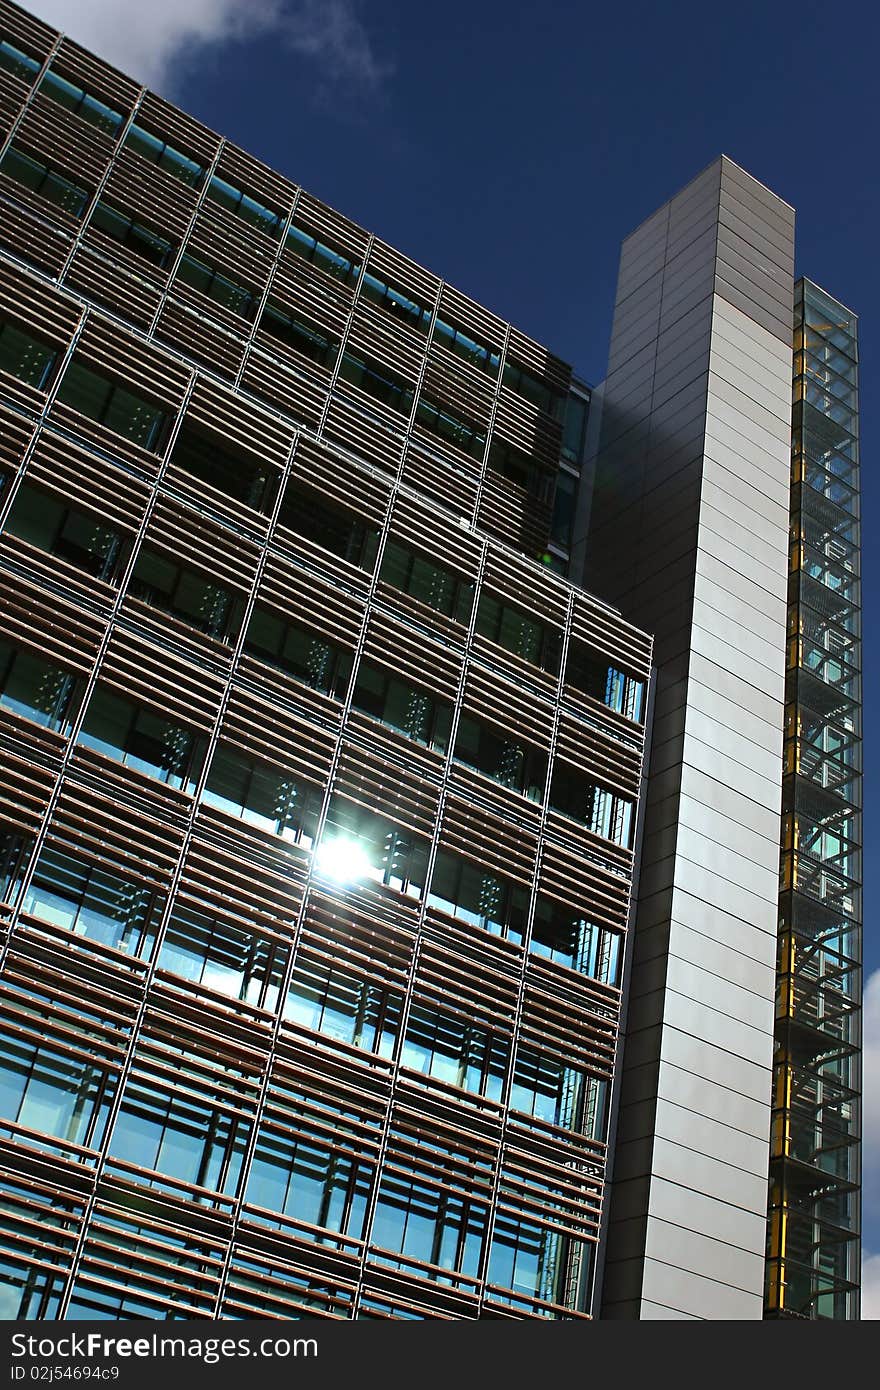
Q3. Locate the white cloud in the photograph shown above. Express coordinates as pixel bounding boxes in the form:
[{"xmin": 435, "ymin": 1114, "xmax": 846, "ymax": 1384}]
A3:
[
  {"xmin": 24, "ymin": 0, "xmax": 384, "ymax": 92},
  {"xmin": 863, "ymin": 1252, "xmax": 880, "ymax": 1320}
]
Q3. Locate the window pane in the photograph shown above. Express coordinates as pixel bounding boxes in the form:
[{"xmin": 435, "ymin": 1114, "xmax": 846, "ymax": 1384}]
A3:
[{"xmin": 0, "ymin": 317, "xmax": 56, "ymax": 389}]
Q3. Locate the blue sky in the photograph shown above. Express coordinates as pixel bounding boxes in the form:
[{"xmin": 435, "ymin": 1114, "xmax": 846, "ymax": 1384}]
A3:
[{"xmin": 27, "ymin": 0, "xmax": 878, "ymax": 1313}]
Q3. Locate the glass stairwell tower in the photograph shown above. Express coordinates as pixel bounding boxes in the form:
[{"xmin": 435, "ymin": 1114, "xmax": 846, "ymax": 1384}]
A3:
[{"xmin": 766, "ymin": 279, "xmax": 862, "ymax": 1318}]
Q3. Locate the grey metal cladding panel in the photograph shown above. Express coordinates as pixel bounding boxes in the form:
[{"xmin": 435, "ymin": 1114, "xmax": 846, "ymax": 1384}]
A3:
[
  {"xmin": 716, "ymin": 178, "xmax": 796, "ymax": 253},
  {"xmin": 665, "ymin": 937, "xmax": 776, "ymax": 1027},
  {"xmin": 638, "ymin": 1300, "xmax": 701, "ymax": 1320},
  {"xmin": 686, "ymin": 647, "xmax": 785, "ymax": 728},
  {"xmin": 710, "ymin": 297, "xmax": 794, "ymax": 378},
  {"xmin": 702, "ymin": 438, "xmax": 790, "ymax": 518},
  {"xmin": 614, "ymin": 1093, "xmax": 668, "ymax": 1146},
  {"xmin": 644, "ymin": 1217, "xmax": 765, "ymax": 1293},
  {"xmin": 675, "ymin": 791, "xmax": 781, "ymax": 868},
  {"xmin": 711, "ymin": 255, "xmax": 795, "ymax": 319},
  {"xmin": 640, "ymin": 1256, "xmax": 764, "ymax": 1319},
  {"xmin": 694, "ymin": 549, "xmax": 787, "ymax": 632},
  {"xmin": 663, "ymin": 204, "xmax": 721, "ymax": 262},
  {"xmin": 657, "ymin": 1059, "xmax": 771, "ymax": 1138},
  {"xmin": 658, "ymin": 281, "xmax": 718, "ymax": 344},
  {"xmin": 714, "ymin": 275, "xmax": 793, "ymax": 343},
  {"xmin": 650, "ymin": 1172, "xmax": 767, "ymax": 1259},
  {"xmin": 663, "ymin": 955, "xmax": 775, "ymax": 1037},
  {"xmin": 649, "ymin": 1135, "xmax": 769, "ymax": 1217},
  {"xmin": 707, "ymin": 348, "xmax": 792, "ymax": 429},
  {"xmin": 661, "ymin": 226, "xmax": 721, "ymax": 291},
  {"xmin": 665, "ymin": 158, "xmax": 722, "ymax": 226},
  {"xmin": 661, "ymin": 978, "xmax": 772, "ymax": 1061},
  {"xmin": 657, "ymin": 276, "xmax": 716, "ymax": 334},
  {"xmin": 610, "ymin": 274, "xmax": 664, "ymax": 339},
  {"xmin": 600, "ymin": 1255, "xmax": 650, "ymax": 1309},
  {"xmin": 619, "ymin": 201, "xmax": 670, "ymax": 262},
  {"xmin": 714, "ymin": 250, "xmax": 794, "ymax": 328},
  {"xmin": 715, "ymin": 225, "xmax": 794, "ymax": 306},
  {"xmin": 606, "ymin": 321, "xmax": 662, "ymax": 376},
  {"xmin": 658, "ymin": 1034, "xmax": 772, "ymax": 1116},
  {"xmin": 717, "ymin": 191, "xmax": 795, "ymax": 272},
  {"xmin": 716, "ymin": 202, "xmax": 796, "ymax": 278},
  {"xmin": 669, "ymin": 887, "xmax": 777, "ymax": 971},
  {"xmin": 651, "ymin": 339, "xmax": 713, "ymax": 402},
  {"xmin": 678, "ymin": 765, "xmax": 780, "ymax": 848},
  {"xmin": 718, "ymin": 156, "xmax": 794, "ymax": 230},
  {"xmin": 705, "ymin": 378, "xmax": 792, "ymax": 452}
]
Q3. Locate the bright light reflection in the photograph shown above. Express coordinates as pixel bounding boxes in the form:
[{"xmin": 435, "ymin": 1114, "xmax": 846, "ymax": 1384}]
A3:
[{"xmin": 313, "ymin": 836, "xmax": 373, "ymax": 886}]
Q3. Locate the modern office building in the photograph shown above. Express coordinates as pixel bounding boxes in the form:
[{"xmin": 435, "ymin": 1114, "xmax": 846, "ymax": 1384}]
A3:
[{"xmin": 0, "ymin": 0, "xmax": 861, "ymax": 1322}]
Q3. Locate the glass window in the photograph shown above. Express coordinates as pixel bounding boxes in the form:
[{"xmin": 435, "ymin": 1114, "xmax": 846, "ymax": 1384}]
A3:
[
  {"xmin": 22, "ymin": 844, "xmax": 161, "ymax": 957},
  {"xmin": 39, "ymin": 69, "xmax": 123, "ymax": 136},
  {"xmin": 0, "ymin": 828, "xmax": 33, "ymax": 909},
  {"xmin": 0, "ymin": 145, "xmax": 90, "ymax": 217},
  {"xmin": 0, "ymin": 315, "xmax": 57, "ymax": 389},
  {"xmin": 89, "ymin": 201, "xmax": 174, "ymax": 267},
  {"xmin": 487, "ymin": 439, "xmax": 555, "ymax": 502},
  {"xmin": 550, "ymin": 469, "xmax": 577, "ymax": 553},
  {"xmin": 56, "ymin": 359, "xmax": 169, "ymax": 452},
  {"xmin": 176, "ymin": 253, "xmax": 256, "ymax": 319},
  {"xmin": 0, "ymin": 639, "xmax": 76, "ymax": 732},
  {"xmin": 320, "ymin": 796, "xmax": 429, "ymax": 900},
  {"xmin": 128, "ymin": 545, "xmax": 243, "ymax": 641},
  {"xmin": 453, "ymin": 714, "xmax": 546, "ymax": 801},
  {"xmin": 415, "ymin": 397, "xmax": 486, "ymax": 458},
  {"xmin": 207, "ymin": 175, "xmax": 283, "ymax": 237},
  {"xmin": 565, "ymin": 640, "xmax": 646, "ymax": 721},
  {"xmin": 475, "ymin": 592, "xmax": 561, "ymax": 674},
  {"xmin": 433, "ymin": 317, "xmax": 500, "ymax": 375},
  {"xmin": 561, "ymin": 391, "xmax": 589, "ymax": 465},
  {"xmin": 108, "ymin": 1082, "xmax": 248, "ymax": 1194},
  {"xmin": 123, "ymin": 124, "xmax": 204, "ymax": 187},
  {"xmin": 402, "ymin": 1004, "xmax": 508, "ymax": 1101},
  {"xmin": 510, "ymin": 1046, "xmax": 588, "ymax": 1131},
  {"xmin": 337, "ymin": 351, "xmax": 414, "ymax": 416},
  {"xmin": 78, "ymin": 686, "xmax": 203, "ymax": 792},
  {"xmin": 502, "ymin": 360, "xmax": 565, "ymax": 419},
  {"xmin": 0, "ymin": 1027, "xmax": 114, "ymax": 1149},
  {"xmin": 359, "ymin": 270, "xmax": 431, "ymax": 332},
  {"xmin": 0, "ymin": 40, "xmax": 40, "ymax": 82},
  {"xmin": 529, "ymin": 895, "xmax": 622, "ymax": 984},
  {"xmin": 170, "ymin": 424, "xmax": 275, "ymax": 512},
  {"xmin": 549, "ymin": 763, "xmax": 634, "ymax": 846},
  {"xmin": 246, "ymin": 1124, "xmax": 371, "ymax": 1237},
  {"xmin": 243, "ymin": 606, "xmax": 352, "ymax": 700},
  {"xmin": 487, "ymin": 1212, "xmax": 568, "ymax": 1308},
  {"xmin": 380, "ymin": 539, "xmax": 474, "ymax": 624},
  {"xmin": 284, "ymin": 222, "xmax": 358, "ymax": 284},
  {"xmin": 3, "ymin": 483, "xmax": 126, "ymax": 581},
  {"xmin": 277, "ymin": 478, "xmax": 379, "ymax": 569},
  {"xmin": 284, "ymin": 958, "xmax": 401, "ymax": 1058},
  {"xmin": 258, "ymin": 303, "xmax": 339, "ymax": 368},
  {"xmin": 0, "ymin": 1234, "xmax": 65, "ymax": 1320},
  {"xmin": 428, "ymin": 849, "xmax": 529, "ymax": 944},
  {"xmin": 201, "ymin": 745, "xmax": 320, "ymax": 847},
  {"xmin": 352, "ymin": 660, "xmax": 452, "ymax": 753},
  {"xmin": 157, "ymin": 903, "xmax": 287, "ymax": 1012},
  {"xmin": 370, "ymin": 1162, "xmax": 487, "ymax": 1277}
]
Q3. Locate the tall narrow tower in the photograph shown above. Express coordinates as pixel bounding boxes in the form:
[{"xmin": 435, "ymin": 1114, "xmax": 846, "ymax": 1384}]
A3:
[{"xmin": 579, "ymin": 156, "xmax": 796, "ymax": 1319}]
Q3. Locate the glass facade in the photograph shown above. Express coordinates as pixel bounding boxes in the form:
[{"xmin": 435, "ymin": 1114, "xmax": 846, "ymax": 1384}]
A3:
[
  {"xmin": 766, "ymin": 280, "xmax": 862, "ymax": 1319},
  {"xmin": 0, "ymin": 0, "xmax": 651, "ymax": 1324}
]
